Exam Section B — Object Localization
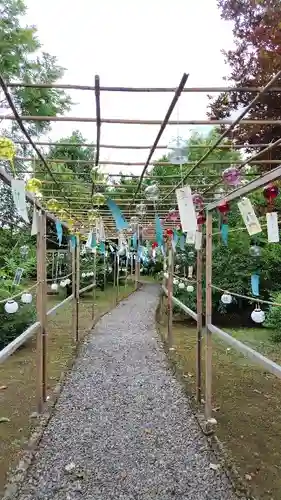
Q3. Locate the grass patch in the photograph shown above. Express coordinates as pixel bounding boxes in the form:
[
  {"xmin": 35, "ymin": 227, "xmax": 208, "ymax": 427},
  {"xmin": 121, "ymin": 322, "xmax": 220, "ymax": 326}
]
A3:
[
  {"xmin": 0, "ymin": 283, "xmax": 134, "ymax": 494},
  {"xmin": 158, "ymin": 318, "xmax": 281, "ymax": 499}
]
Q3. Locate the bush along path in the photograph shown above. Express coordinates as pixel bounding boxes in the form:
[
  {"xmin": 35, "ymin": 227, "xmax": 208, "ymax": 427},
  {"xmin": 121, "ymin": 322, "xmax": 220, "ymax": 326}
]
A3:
[{"xmin": 13, "ymin": 284, "xmax": 244, "ymax": 500}]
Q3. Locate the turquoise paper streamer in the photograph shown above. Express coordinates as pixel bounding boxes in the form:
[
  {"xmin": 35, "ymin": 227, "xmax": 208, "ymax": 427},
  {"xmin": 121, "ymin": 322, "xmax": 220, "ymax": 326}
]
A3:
[
  {"xmin": 173, "ymin": 230, "xmax": 179, "ymax": 247},
  {"xmin": 99, "ymin": 241, "xmax": 105, "ymax": 254},
  {"xmin": 155, "ymin": 215, "xmax": 163, "ymax": 246},
  {"xmin": 132, "ymin": 233, "xmax": 137, "ymax": 249},
  {"xmin": 70, "ymin": 235, "xmax": 76, "ymax": 249},
  {"xmin": 107, "ymin": 198, "xmax": 128, "ymax": 231},
  {"xmin": 91, "ymin": 233, "xmax": 97, "ymax": 248},
  {"xmin": 251, "ymin": 274, "xmax": 260, "ymax": 296},
  {"xmin": 180, "ymin": 235, "xmax": 185, "ymax": 251},
  {"xmin": 221, "ymin": 223, "xmax": 229, "ymax": 245},
  {"xmin": 55, "ymin": 221, "xmax": 63, "ymax": 246}
]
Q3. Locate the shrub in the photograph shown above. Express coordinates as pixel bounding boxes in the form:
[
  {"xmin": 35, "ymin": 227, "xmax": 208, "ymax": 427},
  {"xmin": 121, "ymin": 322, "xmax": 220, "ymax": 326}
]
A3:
[
  {"xmin": 264, "ymin": 292, "xmax": 281, "ymax": 343},
  {"xmin": 0, "ymin": 280, "xmax": 36, "ymax": 350}
]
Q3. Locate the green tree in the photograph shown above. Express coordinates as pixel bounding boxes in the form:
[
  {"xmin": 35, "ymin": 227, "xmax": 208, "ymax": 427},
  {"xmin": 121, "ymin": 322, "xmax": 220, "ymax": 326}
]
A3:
[
  {"xmin": 208, "ymin": 0, "xmax": 281, "ymax": 166},
  {"xmin": 0, "ymin": 0, "xmax": 71, "ymax": 135}
]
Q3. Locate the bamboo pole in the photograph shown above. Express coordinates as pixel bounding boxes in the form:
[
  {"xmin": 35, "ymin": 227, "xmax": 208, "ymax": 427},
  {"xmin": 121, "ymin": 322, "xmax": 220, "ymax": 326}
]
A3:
[
  {"xmin": 167, "ymin": 242, "xmax": 173, "ymax": 348},
  {"xmin": 205, "ymin": 213, "xmax": 213, "ymax": 419},
  {"xmin": 36, "ymin": 211, "xmax": 47, "ymax": 413},
  {"xmin": 103, "ymin": 252, "xmax": 106, "ymax": 290},
  {"xmin": 3, "ymin": 114, "xmax": 281, "ymax": 125},
  {"xmin": 196, "ymin": 226, "xmax": 203, "ymax": 404},
  {"xmin": 72, "ymin": 238, "xmax": 77, "ymax": 340},
  {"xmin": 75, "ymin": 237, "xmax": 80, "ymax": 342},
  {"xmin": 6, "ymin": 81, "xmax": 281, "ymax": 92},
  {"xmin": 116, "ymin": 253, "xmax": 120, "ymax": 303},
  {"xmin": 42, "ymin": 213, "xmax": 47, "ymax": 403},
  {"xmin": 92, "ymin": 250, "xmax": 97, "ymax": 320}
]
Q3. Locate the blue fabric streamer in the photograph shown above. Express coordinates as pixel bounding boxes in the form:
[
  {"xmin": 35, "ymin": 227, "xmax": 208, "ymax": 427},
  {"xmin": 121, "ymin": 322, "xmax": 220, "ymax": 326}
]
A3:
[
  {"xmin": 221, "ymin": 223, "xmax": 229, "ymax": 245},
  {"xmin": 180, "ymin": 235, "xmax": 185, "ymax": 251},
  {"xmin": 107, "ymin": 198, "xmax": 128, "ymax": 231},
  {"xmin": 251, "ymin": 274, "xmax": 260, "ymax": 296},
  {"xmin": 132, "ymin": 233, "xmax": 137, "ymax": 249},
  {"xmin": 55, "ymin": 221, "xmax": 63, "ymax": 247},
  {"xmin": 155, "ymin": 215, "xmax": 163, "ymax": 246},
  {"xmin": 173, "ymin": 230, "xmax": 179, "ymax": 247},
  {"xmin": 91, "ymin": 232, "xmax": 97, "ymax": 248},
  {"xmin": 70, "ymin": 235, "xmax": 76, "ymax": 250},
  {"xmin": 99, "ymin": 241, "xmax": 105, "ymax": 254}
]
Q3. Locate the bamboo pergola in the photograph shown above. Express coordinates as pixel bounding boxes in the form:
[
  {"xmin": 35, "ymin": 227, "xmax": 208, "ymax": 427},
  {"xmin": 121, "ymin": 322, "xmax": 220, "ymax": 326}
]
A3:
[
  {"xmin": 1, "ymin": 72, "xmax": 281, "ymax": 236},
  {"xmin": 1, "ymin": 70, "xmax": 281, "ymax": 420}
]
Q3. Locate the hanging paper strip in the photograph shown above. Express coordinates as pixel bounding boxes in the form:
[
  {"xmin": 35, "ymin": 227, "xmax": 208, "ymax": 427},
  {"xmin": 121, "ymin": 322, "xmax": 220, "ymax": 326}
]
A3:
[
  {"xmin": 176, "ymin": 185, "xmax": 197, "ymax": 233},
  {"xmin": 132, "ymin": 232, "xmax": 137, "ymax": 249},
  {"xmin": 173, "ymin": 230, "xmax": 179, "ymax": 246},
  {"xmin": 11, "ymin": 179, "xmax": 29, "ymax": 223},
  {"xmin": 106, "ymin": 198, "xmax": 128, "ymax": 231},
  {"xmin": 195, "ymin": 231, "xmax": 202, "ymax": 250},
  {"xmin": 91, "ymin": 232, "xmax": 97, "ymax": 248},
  {"xmin": 186, "ymin": 231, "xmax": 196, "ymax": 244},
  {"xmin": 251, "ymin": 274, "xmax": 260, "ymax": 296},
  {"xmin": 266, "ymin": 212, "xmax": 279, "ymax": 243},
  {"xmin": 99, "ymin": 241, "xmax": 105, "ymax": 254},
  {"xmin": 179, "ymin": 235, "xmax": 185, "ymax": 251},
  {"xmin": 155, "ymin": 215, "xmax": 163, "ymax": 246},
  {"xmin": 55, "ymin": 221, "xmax": 63, "ymax": 247},
  {"xmin": 70, "ymin": 235, "xmax": 76, "ymax": 250},
  {"xmin": 31, "ymin": 205, "xmax": 38, "ymax": 235},
  {"xmin": 221, "ymin": 223, "xmax": 229, "ymax": 245},
  {"xmin": 237, "ymin": 197, "xmax": 262, "ymax": 236},
  {"xmin": 86, "ymin": 231, "xmax": 93, "ymax": 249}
]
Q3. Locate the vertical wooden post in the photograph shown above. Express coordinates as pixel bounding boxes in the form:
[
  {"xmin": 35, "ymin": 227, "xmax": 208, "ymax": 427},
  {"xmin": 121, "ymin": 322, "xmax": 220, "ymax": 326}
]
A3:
[
  {"xmin": 205, "ymin": 212, "xmax": 213, "ymax": 419},
  {"xmin": 167, "ymin": 242, "xmax": 173, "ymax": 347},
  {"xmin": 130, "ymin": 253, "xmax": 133, "ymax": 281},
  {"xmin": 196, "ymin": 225, "xmax": 203, "ymax": 404},
  {"xmin": 75, "ymin": 236, "xmax": 80, "ymax": 342},
  {"xmin": 36, "ymin": 211, "xmax": 47, "ymax": 413},
  {"xmin": 116, "ymin": 253, "xmax": 120, "ymax": 302},
  {"xmin": 92, "ymin": 250, "xmax": 97, "ymax": 320},
  {"xmin": 72, "ymin": 237, "xmax": 77, "ymax": 342},
  {"xmin": 103, "ymin": 252, "xmax": 106, "ymax": 290}
]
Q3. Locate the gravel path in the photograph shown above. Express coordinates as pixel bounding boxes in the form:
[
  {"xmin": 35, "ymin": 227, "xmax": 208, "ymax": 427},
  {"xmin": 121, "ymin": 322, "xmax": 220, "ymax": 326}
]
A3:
[{"xmin": 16, "ymin": 284, "xmax": 242, "ymax": 500}]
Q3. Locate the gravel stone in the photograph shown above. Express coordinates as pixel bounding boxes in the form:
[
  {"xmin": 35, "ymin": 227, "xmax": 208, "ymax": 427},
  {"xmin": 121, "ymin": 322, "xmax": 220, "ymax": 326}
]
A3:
[{"xmin": 15, "ymin": 284, "xmax": 244, "ymax": 500}]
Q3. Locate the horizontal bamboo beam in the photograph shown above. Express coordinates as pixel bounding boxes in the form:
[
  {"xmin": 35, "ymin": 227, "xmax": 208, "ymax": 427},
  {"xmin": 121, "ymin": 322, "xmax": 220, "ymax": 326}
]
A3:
[
  {"xmin": 162, "ymin": 286, "xmax": 197, "ymax": 321},
  {"xmin": 2, "ymin": 114, "xmax": 281, "ymax": 125},
  {"xmin": 209, "ymin": 324, "xmax": 281, "ymax": 379},
  {"xmin": 14, "ymin": 157, "xmax": 281, "ymax": 166},
  {"xmin": 13, "ymin": 140, "xmax": 278, "ymax": 150},
  {"xmin": 6, "ymin": 82, "xmax": 281, "ymax": 93}
]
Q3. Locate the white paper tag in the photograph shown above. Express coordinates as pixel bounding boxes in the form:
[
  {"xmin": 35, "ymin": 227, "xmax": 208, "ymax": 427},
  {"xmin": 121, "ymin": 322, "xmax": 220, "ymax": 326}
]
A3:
[
  {"xmin": 195, "ymin": 230, "xmax": 202, "ymax": 250},
  {"xmin": 188, "ymin": 266, "xmax": 193, "ymax": 278},
  {"xmin": 186, "ymin": 231, "xmax": 196, "ymax": 244},
  {"xmin": 85, "ymin": 231, "xmax": 93, "ymax": 249},
  {"xmin": 176, "ymin": 186, "xmax": 197, "ymax": 233},
  {"xmin": 237, "ymin": 197, "xmax": 262, "ymax": 236},
  {"xmin": 266, "ymin": 212, "xmax": 279, "ymax": 242},
  {"xmin": 31, "ymin": 205, "xmax": 38, "ymax": 235},
  {"xmin": 11, "ymin": 179, "xmax": 29, "ymax": 223}
]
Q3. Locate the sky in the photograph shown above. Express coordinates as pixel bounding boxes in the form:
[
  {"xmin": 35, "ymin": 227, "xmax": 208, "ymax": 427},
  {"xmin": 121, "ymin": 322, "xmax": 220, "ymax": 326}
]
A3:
[{"xmin": 23, "ymin": 0, "xmax": 235, "ymax": 175}]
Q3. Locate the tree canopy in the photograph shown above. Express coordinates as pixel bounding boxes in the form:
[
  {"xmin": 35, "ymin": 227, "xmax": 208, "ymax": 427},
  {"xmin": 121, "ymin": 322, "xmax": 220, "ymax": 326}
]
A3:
[
  {"xmin": 208, "ymin": 0, "xmax": 281, "ymax": 166},
  {"xmin": 0, "ymin": 0, "xmax": 71, "ymax": 135}
]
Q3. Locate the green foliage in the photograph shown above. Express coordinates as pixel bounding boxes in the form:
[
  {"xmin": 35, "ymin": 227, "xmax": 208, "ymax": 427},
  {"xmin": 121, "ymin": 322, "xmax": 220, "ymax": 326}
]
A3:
[
  {"xmin": 208, "ymin": 0, "xmax": 281, "ymax": 162},
  {"xmin": 0, "ymin": 0, "xmax": 71, "ymax": 136},
  {"xmin": 264, "ymin": 292, "xmax": 281, "ymax": 342},
  {"xmin": 0, "ymin": 280, "xmax": 36, "ymax": 349}
]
